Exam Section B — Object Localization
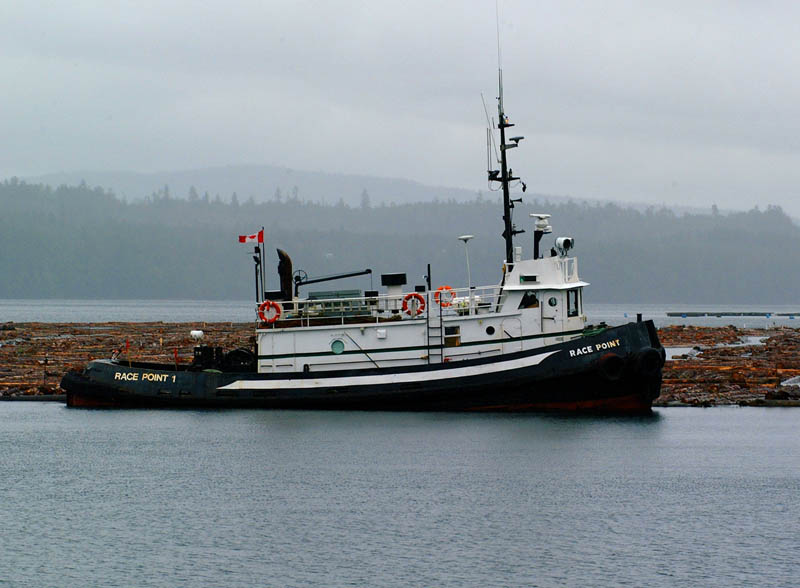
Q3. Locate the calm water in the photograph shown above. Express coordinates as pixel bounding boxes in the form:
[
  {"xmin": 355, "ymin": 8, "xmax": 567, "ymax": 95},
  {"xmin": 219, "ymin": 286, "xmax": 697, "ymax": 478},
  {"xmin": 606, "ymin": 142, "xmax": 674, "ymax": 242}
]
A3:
[
  {"xmin": 1, "ymin": 405, "xmax": 798, "ymax": 587},
  {"xmin": 2, "ymin": 299, "xmax": 799, "ymax": 327}
]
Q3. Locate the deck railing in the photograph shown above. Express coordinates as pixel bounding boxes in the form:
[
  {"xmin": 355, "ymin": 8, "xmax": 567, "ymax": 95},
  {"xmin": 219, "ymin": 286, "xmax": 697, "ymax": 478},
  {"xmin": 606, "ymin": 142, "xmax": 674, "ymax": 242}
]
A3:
[{"xmin": 257, "ymin": 285, "xmax": 502, "ymax": 328}]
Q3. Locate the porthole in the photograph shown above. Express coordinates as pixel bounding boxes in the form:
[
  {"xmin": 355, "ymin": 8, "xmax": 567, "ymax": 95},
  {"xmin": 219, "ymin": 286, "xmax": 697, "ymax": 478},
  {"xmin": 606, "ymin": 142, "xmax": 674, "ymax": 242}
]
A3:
[
  {"xmin": 331, "ymin": 339, "xmax": 345, "ymax": 354},
  {"xmin": 486, "ymin": 326, "xmax": 495, "ymax": 335},
  {"xmin": 548, "ymin": 297, "xmax": 558, "ymax": 307}
]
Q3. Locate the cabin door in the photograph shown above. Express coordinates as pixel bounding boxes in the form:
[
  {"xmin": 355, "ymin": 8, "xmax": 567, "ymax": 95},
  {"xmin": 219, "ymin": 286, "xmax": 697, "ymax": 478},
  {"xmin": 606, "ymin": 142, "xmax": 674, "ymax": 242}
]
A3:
[
  {"xmin": 501, "ymin": 318, "xmax": 523, "ymax": 353},
  {"xmin": 541, "ymin": 291, "xmax": 563, "ymax": 334}
]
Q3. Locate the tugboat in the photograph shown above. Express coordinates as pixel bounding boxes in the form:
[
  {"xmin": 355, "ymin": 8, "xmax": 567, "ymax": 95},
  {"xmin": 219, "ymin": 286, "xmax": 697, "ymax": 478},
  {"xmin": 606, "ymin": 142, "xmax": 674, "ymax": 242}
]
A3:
[{"xmin": 61, "ymin": 70, "xmax": 665, "ymax": 413}]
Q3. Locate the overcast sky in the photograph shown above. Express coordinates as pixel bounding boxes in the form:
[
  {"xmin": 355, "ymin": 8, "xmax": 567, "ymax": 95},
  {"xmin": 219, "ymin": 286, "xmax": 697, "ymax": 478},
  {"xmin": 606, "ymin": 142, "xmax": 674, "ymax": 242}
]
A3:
[{"xmin": 2, "ymin": 1, "xmax": 799, "ymax": 215}]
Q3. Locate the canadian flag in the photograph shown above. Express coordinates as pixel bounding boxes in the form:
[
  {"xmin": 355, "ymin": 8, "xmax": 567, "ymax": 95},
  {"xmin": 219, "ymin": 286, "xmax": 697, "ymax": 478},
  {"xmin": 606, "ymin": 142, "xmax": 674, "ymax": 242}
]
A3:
[{"xmin": 238, "ymin": 229, "xmax": 264, "ymax": 244}]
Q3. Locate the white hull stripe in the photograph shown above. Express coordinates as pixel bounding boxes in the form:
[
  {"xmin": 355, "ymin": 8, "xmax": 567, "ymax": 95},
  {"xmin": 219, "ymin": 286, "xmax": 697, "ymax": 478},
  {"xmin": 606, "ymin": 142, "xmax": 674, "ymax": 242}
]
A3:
[{"xmin": 219, "ymin": 350, "xmax": 559, "ymax": 390}]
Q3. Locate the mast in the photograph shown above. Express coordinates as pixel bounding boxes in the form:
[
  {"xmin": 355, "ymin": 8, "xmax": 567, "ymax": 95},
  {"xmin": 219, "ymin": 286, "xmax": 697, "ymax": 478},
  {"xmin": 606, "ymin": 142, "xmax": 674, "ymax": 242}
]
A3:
[{"xmin": 490, "ymin": 69, "xmax": 525, "ymax": 266}]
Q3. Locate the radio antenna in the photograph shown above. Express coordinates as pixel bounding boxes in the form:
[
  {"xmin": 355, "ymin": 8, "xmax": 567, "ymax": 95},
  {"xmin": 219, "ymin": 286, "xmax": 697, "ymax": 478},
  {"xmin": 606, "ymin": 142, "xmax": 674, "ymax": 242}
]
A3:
[
  {"xmin": 489, "ymin": 0, "xmax": 526, "ymax": 265},
  {"xmin": 496, "ymin": 0, "xmax": 503, "ymax": 71}
]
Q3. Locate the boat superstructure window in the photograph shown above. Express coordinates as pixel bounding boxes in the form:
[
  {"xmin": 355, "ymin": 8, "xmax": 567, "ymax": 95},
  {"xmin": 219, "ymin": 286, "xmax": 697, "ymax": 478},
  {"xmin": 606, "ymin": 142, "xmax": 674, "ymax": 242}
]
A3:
[
  {"xmin": 567, "ymin": 289, "xmax": 580, "ymax": 317},
  {"xmin": 445, "ymin": 326, "xmax": 461, "ymax": 347},
  {"xmin": 518, "ymin": 291, "xmax": 539, "ymax": 309}
]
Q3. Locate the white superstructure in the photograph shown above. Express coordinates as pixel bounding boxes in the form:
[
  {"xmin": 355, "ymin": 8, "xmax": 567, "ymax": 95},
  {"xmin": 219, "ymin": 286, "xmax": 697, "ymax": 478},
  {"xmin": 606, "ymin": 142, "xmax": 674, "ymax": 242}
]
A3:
[{"xmin": 255, "ymin": 227, "xmax": 588, "ymax": 374}]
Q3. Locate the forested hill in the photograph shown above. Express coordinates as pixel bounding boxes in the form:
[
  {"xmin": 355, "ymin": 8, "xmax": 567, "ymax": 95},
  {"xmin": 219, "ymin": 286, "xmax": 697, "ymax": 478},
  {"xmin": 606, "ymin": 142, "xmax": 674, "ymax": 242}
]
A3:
[
  {"xmin": 1, "ymin": 178, "xmax": 798, "ymax": 304},
  {"xmin": 24, "ymin": 164, "xmax": 477, "ymax": 207}
]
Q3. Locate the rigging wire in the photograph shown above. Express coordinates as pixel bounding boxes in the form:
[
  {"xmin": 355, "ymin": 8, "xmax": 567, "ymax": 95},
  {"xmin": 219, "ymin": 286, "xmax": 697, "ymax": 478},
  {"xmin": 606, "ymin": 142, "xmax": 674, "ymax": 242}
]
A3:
[{"xmin": 480, "ymin": 92, "xmax": 500, "ymax": 164}]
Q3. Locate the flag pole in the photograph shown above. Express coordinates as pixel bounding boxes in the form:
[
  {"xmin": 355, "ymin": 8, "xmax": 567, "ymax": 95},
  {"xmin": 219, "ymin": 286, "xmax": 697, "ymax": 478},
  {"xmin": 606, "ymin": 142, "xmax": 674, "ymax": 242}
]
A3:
[
  {"xmin": 260, "ymin": 226, "xmax": 266, "ymax": 301},
  {"xmin": 253, "ymin": 251, "xmax": 260, "ymax": 304}
]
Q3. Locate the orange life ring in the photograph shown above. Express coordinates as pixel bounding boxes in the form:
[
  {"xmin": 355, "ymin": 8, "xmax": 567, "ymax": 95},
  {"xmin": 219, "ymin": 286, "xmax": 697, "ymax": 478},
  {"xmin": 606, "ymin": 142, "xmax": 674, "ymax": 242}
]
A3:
[
  {"xmin": 402, "ymin": 292, "xmax": 426, "ymax": 316},
  {"xmin": 258, "ymin": 300, "xmax": 282, "ymax": 323},
  {"xmin": 434, "ymin": 285, "xmax": 455, "ymax": 307}
]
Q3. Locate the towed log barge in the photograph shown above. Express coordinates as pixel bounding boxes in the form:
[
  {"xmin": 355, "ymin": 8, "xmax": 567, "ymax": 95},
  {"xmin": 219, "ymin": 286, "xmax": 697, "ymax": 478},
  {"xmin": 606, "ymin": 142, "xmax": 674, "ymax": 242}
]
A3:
[{"xmin": 61, "ymin": 65, "xmax": 664, "ymax": 413}]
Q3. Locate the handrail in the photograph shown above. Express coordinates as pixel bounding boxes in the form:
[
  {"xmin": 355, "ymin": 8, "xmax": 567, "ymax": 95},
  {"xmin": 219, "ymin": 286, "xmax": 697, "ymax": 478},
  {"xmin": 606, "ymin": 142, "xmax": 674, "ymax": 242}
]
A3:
[{"xmin": 257, "ymin": 285, "xmax": 502, "ymax": 327}]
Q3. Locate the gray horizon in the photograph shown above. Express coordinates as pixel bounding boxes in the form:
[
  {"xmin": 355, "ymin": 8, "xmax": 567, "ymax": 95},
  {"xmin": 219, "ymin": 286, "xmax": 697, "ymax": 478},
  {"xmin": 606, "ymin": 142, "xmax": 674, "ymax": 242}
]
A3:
[{"xmin": 2, "ymin": 1, "xmax": 798, "ymax": 214}]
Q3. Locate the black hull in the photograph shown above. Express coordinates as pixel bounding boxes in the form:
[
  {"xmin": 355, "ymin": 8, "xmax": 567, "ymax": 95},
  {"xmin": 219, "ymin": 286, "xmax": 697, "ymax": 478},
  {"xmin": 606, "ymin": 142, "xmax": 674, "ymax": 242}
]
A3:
[{"xmin": 62, "ymin": 321, "xmax": 664, "ymax": 413}]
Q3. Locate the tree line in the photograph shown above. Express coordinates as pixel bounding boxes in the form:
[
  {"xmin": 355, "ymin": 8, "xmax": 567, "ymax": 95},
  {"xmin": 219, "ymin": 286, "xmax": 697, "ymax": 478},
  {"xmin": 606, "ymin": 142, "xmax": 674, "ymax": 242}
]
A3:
[{"xmin": 1, "ymin": 178, "xmax": 798, "ymax": 304}]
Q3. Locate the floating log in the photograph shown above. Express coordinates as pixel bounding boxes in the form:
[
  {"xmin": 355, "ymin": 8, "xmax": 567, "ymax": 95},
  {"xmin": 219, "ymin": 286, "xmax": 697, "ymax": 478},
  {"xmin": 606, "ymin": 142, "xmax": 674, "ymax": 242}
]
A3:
[
  {"xmin": 3, "ymin": 322, "xmax": 800, "ymax": 407},
  {"xmin": 657, "ymin": 325, "xmax": 800, "ymax": 406}
]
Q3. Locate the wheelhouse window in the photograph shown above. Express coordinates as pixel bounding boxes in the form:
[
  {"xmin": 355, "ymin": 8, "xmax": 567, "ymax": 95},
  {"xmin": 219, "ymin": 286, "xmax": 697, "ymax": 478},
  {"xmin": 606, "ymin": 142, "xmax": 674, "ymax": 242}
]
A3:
[
  {"xmin": 518, "ymin": 291, "xmax": 539, "ymax": 309},
  {"xmin": 567, "ymin": 289, "xmax": 580, "ymax": 317}
]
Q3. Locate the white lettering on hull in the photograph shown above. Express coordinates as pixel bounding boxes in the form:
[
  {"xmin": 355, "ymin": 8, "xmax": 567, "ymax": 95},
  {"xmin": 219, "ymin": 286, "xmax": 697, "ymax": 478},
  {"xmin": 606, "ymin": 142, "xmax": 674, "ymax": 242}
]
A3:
[
  {"xmin": 569, "ymin": 338, "xmax": 621, "ymax": 357},
  {"xmin": 114, "ymin": 371, "xmax": 175, "ymax": 383}
]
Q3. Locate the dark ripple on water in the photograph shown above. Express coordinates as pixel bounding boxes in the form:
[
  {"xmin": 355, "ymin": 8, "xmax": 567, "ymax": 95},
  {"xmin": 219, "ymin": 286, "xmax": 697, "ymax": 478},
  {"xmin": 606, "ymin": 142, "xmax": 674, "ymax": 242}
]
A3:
[{"xmin": 1, "ymin": 406, "xmax": 799, "ymax": 587}]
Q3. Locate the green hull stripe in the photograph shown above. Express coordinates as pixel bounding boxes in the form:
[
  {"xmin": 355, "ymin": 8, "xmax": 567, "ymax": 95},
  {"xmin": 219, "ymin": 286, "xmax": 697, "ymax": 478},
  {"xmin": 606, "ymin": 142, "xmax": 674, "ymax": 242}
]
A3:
[{"xmin": 257, "ymin": 328, "xmax": 587, "ymax": 361}]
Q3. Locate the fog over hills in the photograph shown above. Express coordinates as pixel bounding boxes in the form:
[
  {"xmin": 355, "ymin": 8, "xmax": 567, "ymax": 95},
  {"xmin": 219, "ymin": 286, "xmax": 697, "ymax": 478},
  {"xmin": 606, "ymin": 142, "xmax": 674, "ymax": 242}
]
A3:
[
  {"xmin": 5, "ymin": 2, "xmax": 800, "ymax": 222},
  {"xmin": 24, "ymin": 165, "xmax": 729, "ymax": 217},
  {"xmin": 25, "ymin": 165, "xmax": 481, "ymax": 207}
]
